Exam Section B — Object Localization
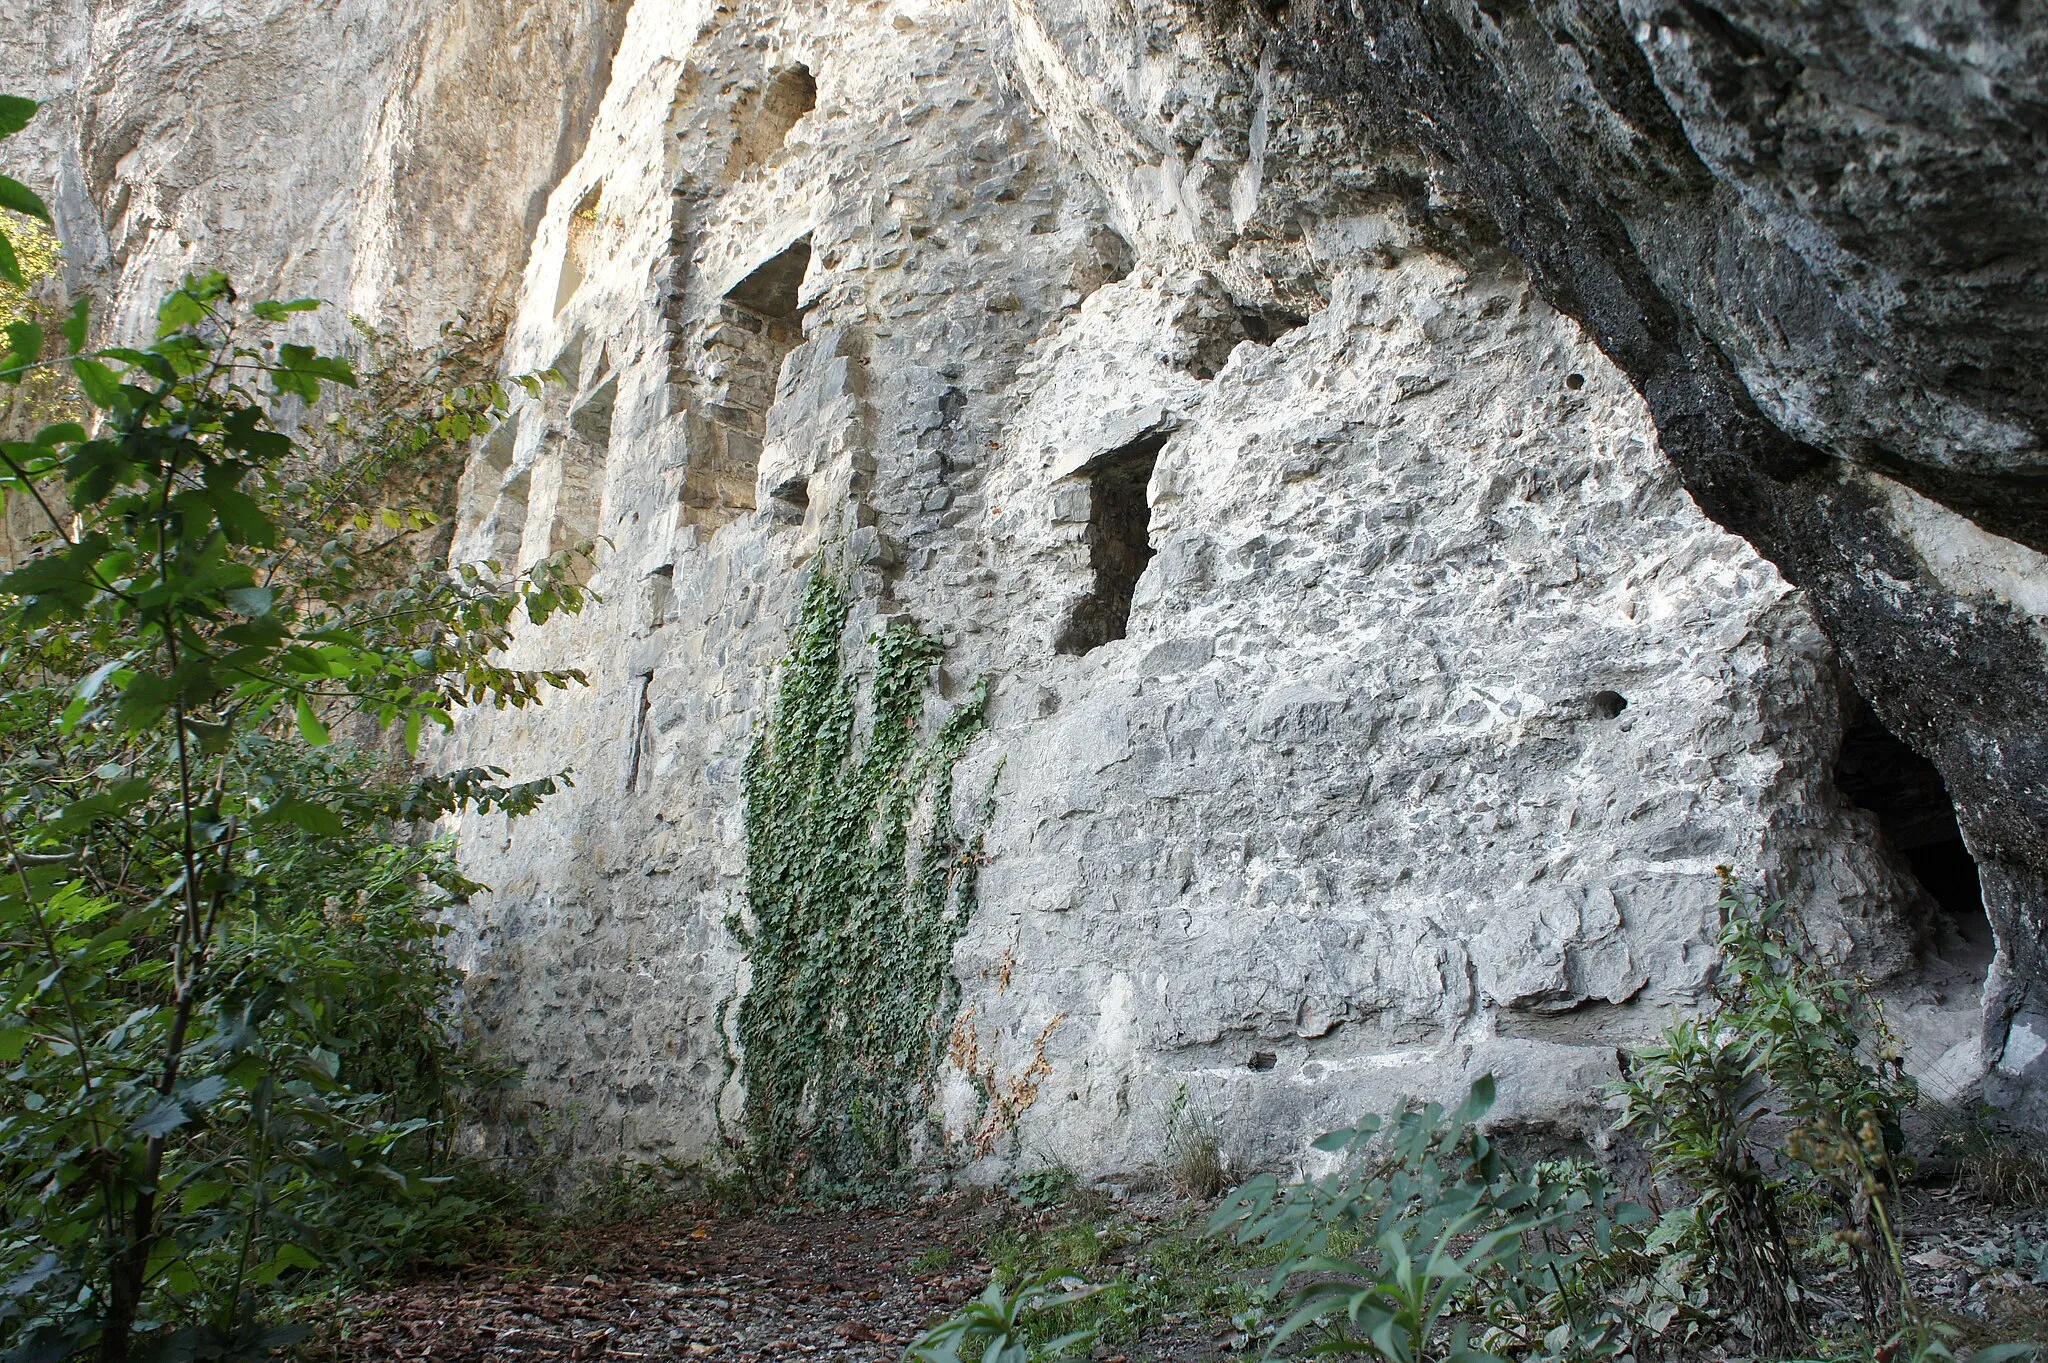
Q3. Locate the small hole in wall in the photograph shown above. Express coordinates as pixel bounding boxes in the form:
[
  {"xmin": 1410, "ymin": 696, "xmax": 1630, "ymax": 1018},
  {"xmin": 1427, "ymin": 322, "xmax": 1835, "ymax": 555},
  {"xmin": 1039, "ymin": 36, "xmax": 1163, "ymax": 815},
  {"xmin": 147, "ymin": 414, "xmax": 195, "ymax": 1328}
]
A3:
[
  {"xmin": 1565, "ymin": 372, "xmax": 1586, "ymax": 390},
  {"xmin": 767, "ymin": 474, "xmax": 809, "ymax": 525},
  {"xmin": 1238, "ymin": 305, "xmax": 1310, "ymax": 345},
  {"xmin": 1834, "ymin": 693, "xmax": 1988, "ymax": 952},
  {"xmin": 1068, "ymin": 226, "xmax": 1134, "ymax": 306},
  {"xmin": 1589, "ymin": 690, "xmax": 1627, "ymax": 719},
  {"xmin": 1247, "ymin": 1051, "xmax": 1278, "ymax": 1072},
  {"xmin": 1054, "ymin": 429, "xmax": 1168, "ymax": 656},
  {"xmin": 1093, "ymin": 227, "xmax": 1134, "ymax": 285}
]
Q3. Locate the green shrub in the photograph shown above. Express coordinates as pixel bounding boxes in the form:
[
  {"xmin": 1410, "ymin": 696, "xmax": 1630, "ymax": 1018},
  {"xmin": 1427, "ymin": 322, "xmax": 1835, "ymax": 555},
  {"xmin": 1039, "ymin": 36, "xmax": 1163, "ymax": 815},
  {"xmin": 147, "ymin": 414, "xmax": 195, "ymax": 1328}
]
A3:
[{"xmin": 1616, "ymin": 874, "xmax": 1917, "ymax": 1347}]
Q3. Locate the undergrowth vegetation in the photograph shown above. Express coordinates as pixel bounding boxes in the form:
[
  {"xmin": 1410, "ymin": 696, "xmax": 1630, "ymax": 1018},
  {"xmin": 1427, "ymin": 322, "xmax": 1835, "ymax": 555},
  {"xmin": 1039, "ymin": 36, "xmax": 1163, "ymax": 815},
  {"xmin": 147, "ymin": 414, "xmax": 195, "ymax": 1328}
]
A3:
[
  {"xmin": 0, "ymin": 96, "xmax": 587, "ymax": 1361},
  {"xmin": 907, "ymin": 1191, "xmax": 1282, "ymax": 1363},
  {"xmin": 916, "ymin": 877, "xmax": 2038, "ymax": 1363}
]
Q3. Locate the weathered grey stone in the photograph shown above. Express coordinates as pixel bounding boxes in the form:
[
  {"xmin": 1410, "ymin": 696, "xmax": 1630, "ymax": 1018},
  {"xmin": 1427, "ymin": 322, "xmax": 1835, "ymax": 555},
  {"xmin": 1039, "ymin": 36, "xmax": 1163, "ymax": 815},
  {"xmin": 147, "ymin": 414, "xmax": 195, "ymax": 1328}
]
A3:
[{"xmin": 8, "ymin": 0, "xmax": 2036, "ymax": 1177}]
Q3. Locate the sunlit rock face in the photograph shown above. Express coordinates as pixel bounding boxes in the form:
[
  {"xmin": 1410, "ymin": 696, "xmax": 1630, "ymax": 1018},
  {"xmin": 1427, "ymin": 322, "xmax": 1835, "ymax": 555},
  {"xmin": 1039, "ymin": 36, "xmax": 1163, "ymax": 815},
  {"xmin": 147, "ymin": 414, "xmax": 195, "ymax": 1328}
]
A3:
[{"xmin": 9, "ymin": 0, "xmax": 2036, "ymax": 1173}]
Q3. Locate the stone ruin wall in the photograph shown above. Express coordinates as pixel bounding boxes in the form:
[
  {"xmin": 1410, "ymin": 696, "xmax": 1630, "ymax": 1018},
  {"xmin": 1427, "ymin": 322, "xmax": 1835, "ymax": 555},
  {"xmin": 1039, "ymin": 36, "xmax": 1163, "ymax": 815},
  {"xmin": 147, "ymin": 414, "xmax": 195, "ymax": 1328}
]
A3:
[{"xmin": 6, "ymin": 0, "xmax": 2040, "ymax": 1180}]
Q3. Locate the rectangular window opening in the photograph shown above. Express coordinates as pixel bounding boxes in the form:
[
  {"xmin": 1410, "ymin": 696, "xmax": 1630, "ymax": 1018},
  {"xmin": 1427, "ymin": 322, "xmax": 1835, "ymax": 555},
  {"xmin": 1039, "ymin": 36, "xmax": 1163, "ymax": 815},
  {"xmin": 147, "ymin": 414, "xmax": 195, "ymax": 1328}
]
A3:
[{"xmin": 1055, "ymin": 429, "xmax": 1167, "ymax": 656}]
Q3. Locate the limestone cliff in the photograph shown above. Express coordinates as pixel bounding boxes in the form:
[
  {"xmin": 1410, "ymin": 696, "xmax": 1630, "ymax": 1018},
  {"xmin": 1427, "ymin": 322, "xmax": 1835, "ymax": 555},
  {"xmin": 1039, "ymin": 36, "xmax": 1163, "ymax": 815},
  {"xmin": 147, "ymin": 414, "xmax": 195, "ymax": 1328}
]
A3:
[{"xmin": 3, "ymin": 0, "xmax": 2038, "ymax": 1176}]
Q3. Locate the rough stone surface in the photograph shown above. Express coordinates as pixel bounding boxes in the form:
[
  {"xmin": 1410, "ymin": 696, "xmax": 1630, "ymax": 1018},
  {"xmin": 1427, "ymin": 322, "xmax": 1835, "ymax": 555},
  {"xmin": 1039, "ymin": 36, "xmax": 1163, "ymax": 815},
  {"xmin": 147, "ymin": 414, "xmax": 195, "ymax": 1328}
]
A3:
[
  {"xmin": 6, "ymin": 0, "xmax": 2039, "ymax": 1172},
  {"xmin": 1215, "ymin": 0, "xmax": 2048, "ymax": 1123}
]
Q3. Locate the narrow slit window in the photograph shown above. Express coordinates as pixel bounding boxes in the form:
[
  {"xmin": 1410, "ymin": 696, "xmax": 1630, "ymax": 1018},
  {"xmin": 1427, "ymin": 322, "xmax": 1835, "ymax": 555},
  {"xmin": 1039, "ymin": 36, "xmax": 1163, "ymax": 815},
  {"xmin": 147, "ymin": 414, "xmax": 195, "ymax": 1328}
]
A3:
[
  {"xmin": 555, "ymin": 183, "xmax": 604, "ymax": 315},
  {"xmin": 625, "ymin": 671, "xmax": 654, "ymax": 792}
]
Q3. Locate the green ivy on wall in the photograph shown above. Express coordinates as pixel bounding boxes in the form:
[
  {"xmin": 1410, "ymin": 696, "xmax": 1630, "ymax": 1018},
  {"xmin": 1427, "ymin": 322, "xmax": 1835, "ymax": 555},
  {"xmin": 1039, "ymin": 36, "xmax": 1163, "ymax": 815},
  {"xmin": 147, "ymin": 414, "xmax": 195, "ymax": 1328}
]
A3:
[{"xmin": 728, "ymin": 562, "xmax": 991, "ymax": 1186}]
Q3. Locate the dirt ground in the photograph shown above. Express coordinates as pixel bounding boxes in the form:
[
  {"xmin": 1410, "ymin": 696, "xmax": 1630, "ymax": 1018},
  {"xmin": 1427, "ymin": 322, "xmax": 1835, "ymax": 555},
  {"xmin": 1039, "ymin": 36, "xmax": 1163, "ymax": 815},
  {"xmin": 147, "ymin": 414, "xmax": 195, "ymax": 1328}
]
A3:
[
  {"xmin": 315, "ymin": 1201, "xmax": 996, "ymax": 1362},
  {"xmin": 313, "ymin": 1184, "xmax": 2048, "ymax": 1362}
]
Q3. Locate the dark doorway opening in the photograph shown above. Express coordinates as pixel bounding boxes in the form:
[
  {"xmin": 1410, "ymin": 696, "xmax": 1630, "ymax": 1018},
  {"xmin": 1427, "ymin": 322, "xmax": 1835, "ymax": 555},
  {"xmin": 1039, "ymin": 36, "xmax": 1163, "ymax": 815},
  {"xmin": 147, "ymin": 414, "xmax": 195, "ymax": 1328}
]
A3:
[
  {"xmin": 1054, "ymin": 430, "xmax": 1166, "ymax": 656},
  {"xmin": 1834, "ymin": 694, "xmax": 1988, "ymax": 948}
]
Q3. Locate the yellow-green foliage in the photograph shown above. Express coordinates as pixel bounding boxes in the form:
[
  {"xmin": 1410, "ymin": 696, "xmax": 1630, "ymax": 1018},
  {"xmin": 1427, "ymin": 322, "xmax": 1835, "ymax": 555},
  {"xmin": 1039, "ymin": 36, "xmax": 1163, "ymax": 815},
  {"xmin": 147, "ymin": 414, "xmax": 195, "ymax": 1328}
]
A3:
[
  {"xmin": 0, "ymin": 209, "xmax": 77, "ymax": 440},
  {"xmin": 0, "ymin": 209, "xmax": 60, "ymax": 324}
]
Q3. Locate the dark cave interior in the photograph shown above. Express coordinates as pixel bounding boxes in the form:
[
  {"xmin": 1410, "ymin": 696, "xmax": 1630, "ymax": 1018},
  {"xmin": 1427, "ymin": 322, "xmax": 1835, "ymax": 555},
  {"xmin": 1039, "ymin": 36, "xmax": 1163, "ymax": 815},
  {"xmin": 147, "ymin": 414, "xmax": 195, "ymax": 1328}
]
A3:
[{"xmin": 1834, "ymin": 694, "xmax": 1989, "ymax": 956}]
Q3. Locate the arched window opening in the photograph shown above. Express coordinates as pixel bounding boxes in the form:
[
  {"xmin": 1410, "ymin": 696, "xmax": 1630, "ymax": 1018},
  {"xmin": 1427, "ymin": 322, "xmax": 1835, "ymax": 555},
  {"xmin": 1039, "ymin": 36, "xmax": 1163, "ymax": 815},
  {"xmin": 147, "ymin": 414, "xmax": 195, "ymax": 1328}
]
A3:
[
  {"xmin": 725, "ymin": 64, "xmax": 818, "ymax": 182},
  {"xmin": 681, "ymin": 236, "xmax": 812, "ymax": 532}
]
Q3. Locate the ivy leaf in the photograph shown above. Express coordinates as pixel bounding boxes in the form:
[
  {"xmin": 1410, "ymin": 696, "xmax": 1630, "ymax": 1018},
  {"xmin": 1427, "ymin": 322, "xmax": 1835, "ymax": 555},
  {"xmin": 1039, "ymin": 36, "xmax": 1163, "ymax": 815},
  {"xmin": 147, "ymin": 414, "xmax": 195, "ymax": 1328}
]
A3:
[{"xmin": 0, "ymin": 227, "xmax": 19, "ymax": 289}]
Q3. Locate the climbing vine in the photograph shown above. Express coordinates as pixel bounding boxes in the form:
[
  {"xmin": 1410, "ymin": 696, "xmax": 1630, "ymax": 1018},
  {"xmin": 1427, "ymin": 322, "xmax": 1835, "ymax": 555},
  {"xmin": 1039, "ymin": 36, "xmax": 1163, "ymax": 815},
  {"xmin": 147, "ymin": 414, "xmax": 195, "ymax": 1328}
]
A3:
[{"xmin": 729, "ymin": 563, "xmax": 991, "ymax": 1186}]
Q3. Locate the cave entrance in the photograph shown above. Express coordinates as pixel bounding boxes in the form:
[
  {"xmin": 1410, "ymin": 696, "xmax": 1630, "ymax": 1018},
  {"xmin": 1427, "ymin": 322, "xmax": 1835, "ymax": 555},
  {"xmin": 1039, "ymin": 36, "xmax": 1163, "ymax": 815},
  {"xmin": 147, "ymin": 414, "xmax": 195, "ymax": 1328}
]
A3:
[
  {"xmin": 1054, "ymin": 429, "xmax": 1165, "ymax": 656},
  {"xmin": 1834, "ymin": 694, "xmax": 1988, "ymax": 952}
]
